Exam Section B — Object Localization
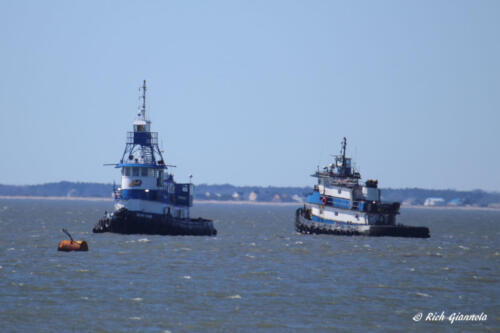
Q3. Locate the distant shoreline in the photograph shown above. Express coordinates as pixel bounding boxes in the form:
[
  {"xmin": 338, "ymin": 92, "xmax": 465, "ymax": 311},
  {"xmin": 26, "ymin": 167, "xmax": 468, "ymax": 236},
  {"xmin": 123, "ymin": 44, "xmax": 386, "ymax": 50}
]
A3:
[
  {"xmin": 401, "ymin": 204, "xmax": 500, "ymax": 212},
  {"xmin": 0, "ymin": 195, "xmax": 113, "ymax": 202},
  {"xmin": 0, "ymin": 195, "xmax": 499, "ymax": 211},
  {"xmin": 195, "ymin": 200, "xmax": 299, "ymax": 206},
  {"xmin": 0, "ymin": 195, "xmax": 299, "ymax": 206}
]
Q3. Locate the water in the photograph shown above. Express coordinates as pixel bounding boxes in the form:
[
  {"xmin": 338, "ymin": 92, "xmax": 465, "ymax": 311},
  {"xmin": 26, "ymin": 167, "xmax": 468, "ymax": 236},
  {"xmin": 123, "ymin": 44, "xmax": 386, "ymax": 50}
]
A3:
[{"xmin": 0, "ymin": 199, "xmax": 498, "ymax": 332}]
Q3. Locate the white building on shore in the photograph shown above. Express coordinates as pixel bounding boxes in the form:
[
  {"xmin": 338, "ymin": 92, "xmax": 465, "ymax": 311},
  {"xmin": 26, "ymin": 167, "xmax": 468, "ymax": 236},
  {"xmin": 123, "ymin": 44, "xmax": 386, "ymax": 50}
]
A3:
[{"xmin": 424, "ymin": 197, "xmax": 445, "ymax": 206}]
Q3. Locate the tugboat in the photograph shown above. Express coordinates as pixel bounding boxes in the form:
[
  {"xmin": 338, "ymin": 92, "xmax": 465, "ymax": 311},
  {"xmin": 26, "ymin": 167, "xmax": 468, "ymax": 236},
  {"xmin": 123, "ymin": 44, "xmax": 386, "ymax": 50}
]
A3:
[
  {"xmin": 296, "ymin": 138, "xmax": 429, "ymax": 238},
  {"xmin": 93, "ymin": 81, "xmax": 216, "ymax": 236}
]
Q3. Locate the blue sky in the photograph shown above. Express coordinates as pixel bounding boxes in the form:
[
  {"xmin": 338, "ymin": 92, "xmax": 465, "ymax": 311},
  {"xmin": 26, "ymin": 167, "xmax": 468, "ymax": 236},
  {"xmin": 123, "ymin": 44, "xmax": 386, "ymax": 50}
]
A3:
[{"xmin": 1, "ymin": 0, "xmax": 499, "ymax": 190}]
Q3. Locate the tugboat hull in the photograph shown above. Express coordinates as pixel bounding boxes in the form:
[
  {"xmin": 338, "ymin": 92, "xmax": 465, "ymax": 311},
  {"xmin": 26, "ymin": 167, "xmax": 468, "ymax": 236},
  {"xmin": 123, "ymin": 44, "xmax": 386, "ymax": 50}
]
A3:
[
  {"xmin": 93, "ymin": 208, "xmax": 217, "ymax": 236},
  {"xmin": 295, "ymin": 208, "xmax": 429, "ymax": 238}
]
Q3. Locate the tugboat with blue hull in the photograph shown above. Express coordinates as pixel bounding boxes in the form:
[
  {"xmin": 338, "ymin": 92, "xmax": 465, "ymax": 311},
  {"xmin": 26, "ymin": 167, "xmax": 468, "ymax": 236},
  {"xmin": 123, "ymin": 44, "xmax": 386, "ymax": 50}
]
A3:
[
  {"xmin": 296, "ymin": 138, "xmax": 429, "ymax": 238},
  {"xmin": 93, "ymin": 81, "xmax": 216, "ymax": 236}
]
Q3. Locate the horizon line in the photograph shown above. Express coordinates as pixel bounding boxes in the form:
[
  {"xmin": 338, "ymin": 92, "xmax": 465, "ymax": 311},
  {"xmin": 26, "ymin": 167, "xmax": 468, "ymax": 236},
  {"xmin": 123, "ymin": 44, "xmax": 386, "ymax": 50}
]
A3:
[{"xmin": 0, "ymin": 181, "xmax": 498, "ymax": 194}]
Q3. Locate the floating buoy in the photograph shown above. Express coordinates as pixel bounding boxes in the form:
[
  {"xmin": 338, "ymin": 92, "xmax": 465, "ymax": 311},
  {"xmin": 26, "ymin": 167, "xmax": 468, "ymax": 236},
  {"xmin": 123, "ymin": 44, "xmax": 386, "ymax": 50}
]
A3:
[{"xmin": 58, "ymin": 229, "xmax": 88, "ymax": 252}]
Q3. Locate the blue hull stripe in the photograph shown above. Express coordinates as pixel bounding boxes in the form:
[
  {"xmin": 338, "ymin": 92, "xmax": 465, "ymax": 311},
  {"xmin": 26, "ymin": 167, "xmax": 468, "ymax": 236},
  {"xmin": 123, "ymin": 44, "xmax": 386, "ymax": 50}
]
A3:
[
  {"xmin": 120, "ymin": 189, "xmax": 192, "ymax": 206},
  {"xmin": 120, "ymin": 189, "xmax": 169, "ymax": 203},
  {"xmin": 306, "ymin": 191, "xmax": 352, "ymax": 209},
  {"xmin": 311, "ymin": 215, "xmax": 367, "ymax": 226}
]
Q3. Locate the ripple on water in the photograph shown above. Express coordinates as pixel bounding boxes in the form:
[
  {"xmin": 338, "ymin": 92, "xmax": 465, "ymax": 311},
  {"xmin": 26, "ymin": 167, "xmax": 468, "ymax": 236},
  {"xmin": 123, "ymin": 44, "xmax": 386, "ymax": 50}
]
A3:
[
  {"xmin": 472, "ymin": 275, "xmax": 497, "ymax": 283},
  {"xmin": 226, "ymin": 294, "xmax": 241, "ymax": 299}
]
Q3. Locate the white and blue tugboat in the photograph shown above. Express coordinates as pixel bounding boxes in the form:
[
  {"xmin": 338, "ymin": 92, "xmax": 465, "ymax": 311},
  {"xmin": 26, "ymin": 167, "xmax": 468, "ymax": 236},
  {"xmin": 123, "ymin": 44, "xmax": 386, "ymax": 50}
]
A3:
[
  {"xmin": 93, "ymin": 81, "xmax": 216, "ymax": 236},
  {"xmin": 296, "ymin": 138, "xmax": 429, "ymax": 238}
]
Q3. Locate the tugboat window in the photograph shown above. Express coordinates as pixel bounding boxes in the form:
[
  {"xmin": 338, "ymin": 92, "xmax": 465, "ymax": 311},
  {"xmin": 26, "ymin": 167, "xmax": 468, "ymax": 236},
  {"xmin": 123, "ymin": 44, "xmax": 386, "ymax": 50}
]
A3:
[
  {"xmin": 133, "ymin": 167, "xmax": 139, "ymax": 176},
  {"xmin": 141, "ymin": 168, "xmax": 148, "ymax": 176},
  {"xmin": 125, "ymin": 167, "xmax": 131, "ymax": 176}
]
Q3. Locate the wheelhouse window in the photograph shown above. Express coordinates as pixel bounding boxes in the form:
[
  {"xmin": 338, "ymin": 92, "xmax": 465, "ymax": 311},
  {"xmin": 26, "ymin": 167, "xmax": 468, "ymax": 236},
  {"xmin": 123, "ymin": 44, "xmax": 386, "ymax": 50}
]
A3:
[
  {"xmin": 141, "ymin": 168, "xmax": 148, "ymax": 176},
  {"xmin": 132, "ymin": 167, "xmax": 139, "ymax": 176},
  {"xmin": 125, "ymin": 167, "xmax": 131, "ymax": 176}
]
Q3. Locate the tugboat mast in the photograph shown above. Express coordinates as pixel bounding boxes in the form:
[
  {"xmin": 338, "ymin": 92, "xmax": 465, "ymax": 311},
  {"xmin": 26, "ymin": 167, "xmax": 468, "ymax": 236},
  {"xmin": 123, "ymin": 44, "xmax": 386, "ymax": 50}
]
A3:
[
  {"xmin": 340, "ymin": 137, "xmax": 347, "ymax": 177},
  {"xmin": 138, "ymin": 80, "xmax": 147, "ymax": 119}
]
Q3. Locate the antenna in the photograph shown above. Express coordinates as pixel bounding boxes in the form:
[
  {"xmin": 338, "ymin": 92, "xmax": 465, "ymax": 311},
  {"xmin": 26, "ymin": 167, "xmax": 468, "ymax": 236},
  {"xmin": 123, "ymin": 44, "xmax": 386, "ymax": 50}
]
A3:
[
  {"xmin": 141, "ymin": 80, "xmax": 146, "ymax": 118},
  {"xmin": 342, "ymin": 137, "xmax": 347, "ymax": 161},
  {"xmin": 340, "ymin": 137, "xmax": 347, "ymax": 176}
]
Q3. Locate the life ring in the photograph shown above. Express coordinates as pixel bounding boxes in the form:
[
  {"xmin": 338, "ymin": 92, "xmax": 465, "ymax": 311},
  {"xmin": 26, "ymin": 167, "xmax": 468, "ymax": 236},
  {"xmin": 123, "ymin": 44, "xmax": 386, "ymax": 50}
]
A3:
[{"xmin": 321, "ymin": 197, "xmax": 327, "ymax": 205}]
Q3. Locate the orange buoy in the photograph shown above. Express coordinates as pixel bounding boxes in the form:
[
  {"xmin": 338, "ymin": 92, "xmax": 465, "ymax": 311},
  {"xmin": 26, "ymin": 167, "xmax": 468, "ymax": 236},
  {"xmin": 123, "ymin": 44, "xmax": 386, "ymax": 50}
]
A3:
[
  {"xmin": 58, "ymin": 240, "xmax": 88, "ymax": 252},
  {"xmin": 57, "ymin": 228, "xmax": 88, "ymax": 252}
]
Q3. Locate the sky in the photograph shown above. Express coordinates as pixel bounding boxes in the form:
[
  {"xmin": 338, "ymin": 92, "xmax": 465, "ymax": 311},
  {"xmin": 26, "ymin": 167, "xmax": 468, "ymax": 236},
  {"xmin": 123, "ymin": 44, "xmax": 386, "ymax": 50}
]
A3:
[{"xmin": 0, "ymin": 0, "xmax": 499, "ymax": 191}]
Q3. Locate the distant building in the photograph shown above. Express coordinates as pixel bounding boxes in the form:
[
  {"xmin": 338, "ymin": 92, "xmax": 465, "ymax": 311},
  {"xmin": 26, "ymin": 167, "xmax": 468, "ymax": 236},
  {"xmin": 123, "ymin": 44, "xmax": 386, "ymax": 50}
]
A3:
[
  {"xmin": 448, "ymin": 198, "xmax": 464, "ymax": 206},
  {"xmin": 248, "ymin": 191, "xmax": 258, "ymax": 201},
  {"xmin": 66, "ymin": 189, "xmax": 77, "ymax": 197},
  {"xmin": 204, "ymin": 192, "xmax": 211, "ymax": 198},
  {"xmin": 232, "ymin": 192, "xmax": 240, "ymax": 200},
  {"xmin": 402, "ymin": 198, "xmax": 417, "ymax": 206},
  {"xmin": 272, "ymin": 194, "xmax": 281, "ymax": 202},
  {"xmin": 292, "ymin": 194, "xmax": 303, "ymax": 203},
  {"xmin": 424, "ymin": 198, "xmax": 445, "ymax": 206}
]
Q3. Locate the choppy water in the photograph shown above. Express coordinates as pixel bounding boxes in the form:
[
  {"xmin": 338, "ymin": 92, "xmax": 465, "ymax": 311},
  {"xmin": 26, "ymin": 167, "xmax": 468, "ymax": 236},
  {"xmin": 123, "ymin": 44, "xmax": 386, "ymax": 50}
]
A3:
[{"xmin": 0, "ymin": 199, "xmax": 498, "ymax": 332}]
